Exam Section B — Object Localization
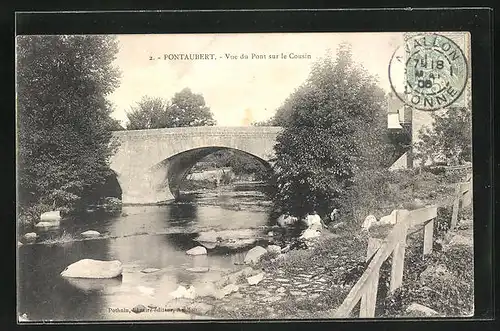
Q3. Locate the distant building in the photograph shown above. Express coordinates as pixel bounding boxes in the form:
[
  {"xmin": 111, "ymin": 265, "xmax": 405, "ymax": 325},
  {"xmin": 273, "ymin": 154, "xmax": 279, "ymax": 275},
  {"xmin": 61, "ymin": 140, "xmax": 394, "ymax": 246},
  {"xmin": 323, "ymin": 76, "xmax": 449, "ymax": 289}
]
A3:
[{"xmin": 387, "ymin": 92, "xmax": 413, "ymax": 169}]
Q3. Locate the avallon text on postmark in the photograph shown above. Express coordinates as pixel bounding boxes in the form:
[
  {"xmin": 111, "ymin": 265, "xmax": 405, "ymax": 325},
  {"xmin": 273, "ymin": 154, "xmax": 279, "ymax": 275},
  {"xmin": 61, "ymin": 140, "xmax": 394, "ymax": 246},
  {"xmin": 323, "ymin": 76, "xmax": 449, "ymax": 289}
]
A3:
[{"xmin": 388, "ymin": 33, "xmax": 468, "ymax": 111}]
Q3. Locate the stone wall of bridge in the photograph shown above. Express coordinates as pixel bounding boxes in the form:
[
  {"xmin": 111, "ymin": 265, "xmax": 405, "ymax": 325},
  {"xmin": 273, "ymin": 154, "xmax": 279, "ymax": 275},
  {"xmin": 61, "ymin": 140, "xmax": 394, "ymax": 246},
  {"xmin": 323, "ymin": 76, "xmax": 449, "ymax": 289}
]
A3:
[{"xmin": 110, "ymin": 126, "xmax": 281, "ymax": 204}]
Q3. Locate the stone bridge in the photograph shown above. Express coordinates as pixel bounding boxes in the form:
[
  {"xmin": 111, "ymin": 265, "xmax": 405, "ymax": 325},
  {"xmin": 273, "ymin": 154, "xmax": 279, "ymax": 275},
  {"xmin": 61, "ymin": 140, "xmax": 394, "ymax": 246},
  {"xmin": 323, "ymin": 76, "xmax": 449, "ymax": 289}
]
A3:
[{"xmin": 110, "ymin": 126, "xmax": 282, "ymax": 204}]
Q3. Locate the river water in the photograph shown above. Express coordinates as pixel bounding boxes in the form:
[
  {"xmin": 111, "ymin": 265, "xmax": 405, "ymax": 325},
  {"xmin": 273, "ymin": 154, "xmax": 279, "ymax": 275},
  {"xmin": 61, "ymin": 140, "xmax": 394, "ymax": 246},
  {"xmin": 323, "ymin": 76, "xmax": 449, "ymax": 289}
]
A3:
[{"xmin": 18, "ymin": 185, "xmax": 285, "ymax": 321}]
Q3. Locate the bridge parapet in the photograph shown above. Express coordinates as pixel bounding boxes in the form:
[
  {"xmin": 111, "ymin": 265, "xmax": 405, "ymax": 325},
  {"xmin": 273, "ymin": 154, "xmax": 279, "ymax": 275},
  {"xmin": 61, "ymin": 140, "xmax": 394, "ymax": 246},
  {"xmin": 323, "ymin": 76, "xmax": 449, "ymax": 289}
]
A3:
[{"xmin": 112, "ymin": 126, "xmax": 283, "ymax": 138}]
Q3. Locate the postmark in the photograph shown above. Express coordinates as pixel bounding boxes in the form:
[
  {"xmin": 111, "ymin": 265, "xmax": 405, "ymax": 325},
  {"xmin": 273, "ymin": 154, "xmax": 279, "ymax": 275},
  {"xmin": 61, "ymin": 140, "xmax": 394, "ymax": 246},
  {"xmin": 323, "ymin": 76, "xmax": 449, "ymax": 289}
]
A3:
[{"xmin": 388, "ymin": 33, "xmax": 468, "ymax": 111}]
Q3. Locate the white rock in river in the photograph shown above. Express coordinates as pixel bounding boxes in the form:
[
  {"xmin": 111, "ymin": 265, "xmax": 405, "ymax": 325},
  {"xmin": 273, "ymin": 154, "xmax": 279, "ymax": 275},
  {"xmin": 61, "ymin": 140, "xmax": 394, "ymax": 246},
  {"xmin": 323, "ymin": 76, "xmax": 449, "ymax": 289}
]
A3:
[
  {"xmin": 61, "ymin": 259, "xmax": 123, "ymax": 278},
  {"xmin": 197, "ymin": 241, "xmax": 217, "ymax": 249},
  {"xmin": 35, "ymin": 221, "xmax": 60, "ymax": 228},
  {"xmin": 244, "ymin": 246, "xmax": 267, "ymax": 264},
  {"xmin": 81, "ymin": 230, "xmax": 100, "ymax": 238},
  {"xmin": 277, "ymin": 214, "xmax": 298, "ymax": 227},
  {"xmin": 40, "ymin": 210, "xmax": 62, "ymax": 222},
  {"xmin": 24, "ymin": 232, "xmax": 37, "ymax": 240},
  {"xmin": 247, "ymin": 272, "xmax": 264, "ymax": 285},
  {"xmin": 170, "ymin": 285, "xmax": 196, "ymax": 299},
  {"xmin": 186, "ymin": 246, "xmax": 207, "ymax": 256},
  {"xmin": 186, "ymin": 267, "xmax": 209, "ymax": 273},
  {"xmin": 141, "ymin": 267, "xmax": 161, "ymax": 273}
]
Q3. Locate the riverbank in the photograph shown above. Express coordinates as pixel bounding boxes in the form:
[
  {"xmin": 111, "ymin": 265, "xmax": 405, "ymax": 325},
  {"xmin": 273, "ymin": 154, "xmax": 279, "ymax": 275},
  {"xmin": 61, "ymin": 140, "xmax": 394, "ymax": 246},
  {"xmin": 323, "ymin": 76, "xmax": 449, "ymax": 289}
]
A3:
[
  {"xmin": 121, "ymin": 227, "xmax": 369, "ymax": 320},
  {"xmin": 145, "ymin": 214, "xmax": 473, "ymax": 320},
  {"xmin": 211, "ymin": 230, "xmax": 368, "ymax": 319},
  {"xmin": 18, "ymin": 173, "xmax": 473, "ymax": 321}
]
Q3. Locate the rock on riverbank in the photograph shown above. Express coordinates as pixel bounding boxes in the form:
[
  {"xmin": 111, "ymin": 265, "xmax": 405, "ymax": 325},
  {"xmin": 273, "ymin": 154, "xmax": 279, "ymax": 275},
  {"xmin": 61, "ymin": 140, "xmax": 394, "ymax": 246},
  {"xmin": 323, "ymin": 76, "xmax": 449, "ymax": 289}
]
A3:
[
  {"xmin": 61, "ymin": 259, "xmax": 123, "ymax": 279},
  {"xmin": 186, "ymin": 246, "xmax": 207, "ymax": 256}
]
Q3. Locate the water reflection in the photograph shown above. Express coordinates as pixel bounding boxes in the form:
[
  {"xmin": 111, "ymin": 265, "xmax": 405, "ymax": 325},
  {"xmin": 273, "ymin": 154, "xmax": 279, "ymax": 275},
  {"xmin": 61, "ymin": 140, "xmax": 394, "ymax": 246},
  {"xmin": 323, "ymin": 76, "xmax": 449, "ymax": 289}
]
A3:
[
  {"xmin": 18, "ymin": 188, "xmax": 274, "ymax": 321},
  {"xmin": 63, "ymin": 277, "xmax": 123, "ymax": 293},
  {"xmin": 18, "ymin": 240, "xmax": 111, "ymax": 321},
  {"xmin": 168, "ymin": 202, "xmax": 198, "ymax": 222}
]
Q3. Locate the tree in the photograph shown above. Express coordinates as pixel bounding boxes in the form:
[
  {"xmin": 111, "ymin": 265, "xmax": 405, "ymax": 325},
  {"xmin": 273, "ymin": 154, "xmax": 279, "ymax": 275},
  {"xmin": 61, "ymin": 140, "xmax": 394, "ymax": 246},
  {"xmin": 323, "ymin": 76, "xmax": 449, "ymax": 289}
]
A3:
[
  {"xmin": 165, "ymin": 88, "xmax": 216, "ymax": 127},
  {"xmin": 108, "ymin": 118, "xmax": 125, "ymax": 131},
  {"xmin": 271, "ymin": 44, "xmax": 390, "ymax": 219},
  {"xmin": 125, "ymin": 88, "xmax": 216, "ymax": 129},
  {"xmin": 251, "ymin": 118, "xmax": 275, "ymax": 126},
  {"xmin": 192, "ymin": 149, "xmax": 269, "ymax": 180},
  {"xmin": 17, "ymin": 35, "xmax": 121, "ymax": 212},
  {"xmin": 414, "ymin": 107, "xmax": 472, "ymax": 166},
  {"xmin": 126, "ymin": 96, "xmax": 168, "ymax": 130}
]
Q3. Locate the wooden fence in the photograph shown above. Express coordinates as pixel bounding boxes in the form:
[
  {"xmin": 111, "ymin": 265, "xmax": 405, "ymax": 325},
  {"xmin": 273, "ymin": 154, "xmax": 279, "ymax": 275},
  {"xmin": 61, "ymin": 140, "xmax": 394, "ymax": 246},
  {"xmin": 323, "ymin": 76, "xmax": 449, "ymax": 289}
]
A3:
[{"xmin": 333, "ymin": 177, "xmax": 473, "ymax": 318}]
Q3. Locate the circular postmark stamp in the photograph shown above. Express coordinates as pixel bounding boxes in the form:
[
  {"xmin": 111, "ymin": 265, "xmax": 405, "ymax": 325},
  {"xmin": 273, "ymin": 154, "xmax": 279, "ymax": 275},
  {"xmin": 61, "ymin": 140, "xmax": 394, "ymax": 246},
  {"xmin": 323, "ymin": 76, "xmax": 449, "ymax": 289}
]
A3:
[{"xmin": 389, "ymin": 33, "xmax": 468, "ymax": 111}]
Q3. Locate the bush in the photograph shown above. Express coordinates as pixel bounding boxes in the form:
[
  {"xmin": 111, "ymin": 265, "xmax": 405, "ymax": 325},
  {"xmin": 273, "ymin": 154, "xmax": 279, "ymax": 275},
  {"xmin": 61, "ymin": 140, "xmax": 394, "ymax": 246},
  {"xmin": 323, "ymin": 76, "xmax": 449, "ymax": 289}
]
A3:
[
  {"xmin": 220, "ymin": 171, "xmax": 233, "ymax": 185},
  {"xmin": 435, "ymin": 206, "xmax": 453, "ymax": 237},
  {"xmin": 17, "ymin": 203, "xmax": 53, "ymax": 226},
  {"xmin": 458, "ymin": 204, "xmax": 473, "ymax": 222},
  {"xmin": 380, "ymin": 241, "xmax": 473, "ymax": 317},
  {"xmin": 270, "ymin": 45, "xmax": 389, "ymax": 219},
  {"xmin": 343, "ymin": 168, "xmax": 395, "ymax": 224},
  {"xmin": 39, "ymin": 231, "xmax": 75, "ymax": 246},
  {"xmin": 101, "ymin": 197, "xmax": 122, "ymax": 212},
  {"xmin": 17, "ymin": 36, "xmax": 121, "ymax": 215}
]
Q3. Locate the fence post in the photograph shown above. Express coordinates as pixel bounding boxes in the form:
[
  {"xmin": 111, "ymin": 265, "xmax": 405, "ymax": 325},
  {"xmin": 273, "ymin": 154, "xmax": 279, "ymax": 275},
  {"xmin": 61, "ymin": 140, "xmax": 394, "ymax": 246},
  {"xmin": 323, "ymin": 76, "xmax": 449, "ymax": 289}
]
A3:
[
  {"xmin": 450, "ymin": 183, "xmax": 461, "ymax": 229},
  {"xmin": 360, "ymin": 237, "xmax": 383, "ymax": 317},
  {"xmin": 461, "ymin": 181, "xmax": 473, "ymax": 208},
  {"xmin": 423, "ymin": 219, "xmax": 434, "ymax": 256},
  {"xmin": 389, "ymin": 210, "xmax": 409, "ymax": 293}
]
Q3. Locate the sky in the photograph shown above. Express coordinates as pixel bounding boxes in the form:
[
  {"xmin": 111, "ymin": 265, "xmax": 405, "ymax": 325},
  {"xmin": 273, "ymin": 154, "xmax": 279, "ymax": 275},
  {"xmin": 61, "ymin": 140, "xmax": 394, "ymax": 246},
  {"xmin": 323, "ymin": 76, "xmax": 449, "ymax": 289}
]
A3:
[{"xmin": 107, "ymin": 32, "xmax": 408, "ymax": 127}]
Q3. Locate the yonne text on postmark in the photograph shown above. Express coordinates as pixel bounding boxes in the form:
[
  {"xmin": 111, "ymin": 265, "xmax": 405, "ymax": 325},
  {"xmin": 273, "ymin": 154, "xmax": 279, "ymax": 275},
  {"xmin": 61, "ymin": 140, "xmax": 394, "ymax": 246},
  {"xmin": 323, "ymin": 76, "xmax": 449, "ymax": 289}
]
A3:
[{"xmin": 389, "ymin": 33, "xmax": 468, "ymax": 111}]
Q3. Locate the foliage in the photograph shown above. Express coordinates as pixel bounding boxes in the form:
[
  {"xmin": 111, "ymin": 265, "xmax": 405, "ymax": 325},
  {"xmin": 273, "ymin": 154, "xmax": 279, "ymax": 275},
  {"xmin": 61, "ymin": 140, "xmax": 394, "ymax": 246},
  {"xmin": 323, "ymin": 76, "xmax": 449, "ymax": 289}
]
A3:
[
  {"xmin": 270, "ymin": 44, "xmax": 391, "ymax": 219},
  {"xmin": 126, "ymin": 88, "xmax": 216, "ymax": 129},
  {"xmin": 39, "ymin": 231, "xmax": 75, "ymax": 246},
  {"xmin": 434, "ymin": 205, "xmax": 453, "ymax": 236},
  {"xmin": 101, "ymin": 197, "xmax": 122, "ymax": 212},
  {"xmin": 220, "ymin": 171, "xmax": 233, "ymax": 185},
  {"xmin": 108, "ymin": 118, "xmax": 125, "ymax": 131},
  {"xmin": 168, "ymin": 88, "xmax": 216, "ymax": 127},
  {"xmin": 17, "ymin": 35, "xmax": 121, "ymax": 217},
  {"xmin": 251, "ymin": 118, "xmax": 277, "ymax": 127},
  {"xmin": 126, "ymin": 96, "xmax": 169, "ymax": 130},
  {"xmin": 381, "ymin": 241, "xmax": 474, "ymax": 317},
  {"xmin": 192, "ymin": 149, "xmax": 270, "ymax": 180},
  {"xmin": 17, "ymin": 203, "xmax": 53, "ymax": 226},
  {"xmin": 414, "ymin": 107, "xmax": 472, "ymax": 166}
]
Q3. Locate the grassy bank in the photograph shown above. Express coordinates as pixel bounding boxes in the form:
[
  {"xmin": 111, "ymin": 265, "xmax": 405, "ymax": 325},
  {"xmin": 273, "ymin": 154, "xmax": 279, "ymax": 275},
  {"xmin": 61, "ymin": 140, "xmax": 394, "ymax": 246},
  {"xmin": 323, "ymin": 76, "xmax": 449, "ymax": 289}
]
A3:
[
  {"xmin": 207, "ymin": 228, "xmax": 369, "ymax": 319},
  {"xmin": 208, "ymin": 167, "xmax": 473, "ymax": 319}
]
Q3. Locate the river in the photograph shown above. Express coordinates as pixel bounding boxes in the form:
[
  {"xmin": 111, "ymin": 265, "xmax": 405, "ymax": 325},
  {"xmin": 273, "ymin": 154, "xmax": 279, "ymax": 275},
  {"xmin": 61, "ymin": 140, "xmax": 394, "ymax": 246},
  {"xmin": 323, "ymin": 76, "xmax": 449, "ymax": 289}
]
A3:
[{"xmin": 17, "ymin": 184, "xmax": 289, "ymax": 321}]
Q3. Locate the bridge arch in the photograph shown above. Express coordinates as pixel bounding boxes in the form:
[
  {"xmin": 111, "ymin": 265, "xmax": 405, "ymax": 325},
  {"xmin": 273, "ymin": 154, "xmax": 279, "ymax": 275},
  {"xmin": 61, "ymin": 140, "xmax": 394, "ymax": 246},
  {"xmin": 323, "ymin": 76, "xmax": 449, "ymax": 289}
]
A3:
[
  {"xmin": 109, "ymin": 126, "xmax": 281, "ymax": 204},
  {"xmin": 154, "ymin": 146, "xmax": 272, "ymax": 200}
]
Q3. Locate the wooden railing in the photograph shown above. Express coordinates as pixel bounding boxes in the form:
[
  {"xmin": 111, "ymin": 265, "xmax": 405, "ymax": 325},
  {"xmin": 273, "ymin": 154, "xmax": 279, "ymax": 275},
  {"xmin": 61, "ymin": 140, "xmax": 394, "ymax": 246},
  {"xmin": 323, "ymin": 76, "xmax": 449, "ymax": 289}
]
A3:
[
  {"xmin": 451, "ymin": 173, "xmax": 473, "ymax": 229},
  {"xmin": 333, "ymin": 177, "xmax": 473, "ymax": 318}
]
